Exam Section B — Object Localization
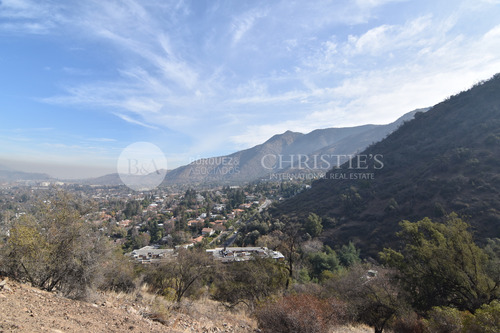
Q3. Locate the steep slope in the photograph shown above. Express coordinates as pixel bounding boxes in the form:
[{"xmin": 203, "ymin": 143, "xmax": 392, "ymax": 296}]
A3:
[
  {"xmin": 0, "ymin": 278, "xmax": 166, "ymax": 333},
  {"xmin": 162, "ymin": 110, "xmax": 421, "ymax": 185},
  {"xmin": 0, "ymin": 278, "xmax": 258, "ymax": 333},
  {"xmin": 273, "ymin": 74, "xmax": 500, "ymax": 257}
]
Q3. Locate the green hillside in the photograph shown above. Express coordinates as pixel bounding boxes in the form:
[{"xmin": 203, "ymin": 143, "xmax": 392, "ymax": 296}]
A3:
[{"xmin": 272, "ymin": 74, "xmax": 500, "ymax": 257}]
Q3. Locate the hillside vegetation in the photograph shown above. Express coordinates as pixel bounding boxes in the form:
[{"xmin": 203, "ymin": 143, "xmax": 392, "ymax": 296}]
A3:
[{"xmin": 273, "ymin": 74, "xmax": 500, "ymax": 256}]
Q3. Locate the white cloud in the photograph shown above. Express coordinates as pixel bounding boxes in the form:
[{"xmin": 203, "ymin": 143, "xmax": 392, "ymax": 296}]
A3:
[
  {"xmin": 4, "ymin": 0, "xmax": 500, "ymax": 169},
  {"xmin": 0, "ymin": 0, "xmax": 65, "ymax": 34},
  {"xmin": 229, "ymin": 9, "xmax": 500, "ymax": 148},
  {"xmin": 113, "ymin": 113, "xmax": 158, "ymax": 130},
  {"xmin": 231, "ymin": 9, "xmax": 267, "ymax": 45},
  {"xmin": 355, "ymin": 0, "xmax": 407, "ymax": 9},
  {"xmin": 345, "ymin": 15, "xmax": 434, "ymax": 56}
]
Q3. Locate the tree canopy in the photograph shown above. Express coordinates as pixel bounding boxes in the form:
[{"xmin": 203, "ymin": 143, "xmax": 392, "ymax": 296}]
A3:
[{"xmin": 380, "ymin": 213, "xmax": 498, "ymax": 312}]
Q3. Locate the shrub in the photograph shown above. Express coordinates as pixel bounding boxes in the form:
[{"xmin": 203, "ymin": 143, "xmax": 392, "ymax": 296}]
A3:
[
  {"xmin": 144, "ymin": 248, "xmax": 213, "ymax": 302},
  {"xmin": 463, "ymin": 300, "xmax": 500, "ymax": 333},
  {"xmin": 326, "ymin": 264, "xmax": 409, "ymax": 333},
  {"xmin": 212, "ymin": 258, "xmax": 287, "ymax": 309},
  {"xmin": 391, "ymin": 311, "xmax": 426, "ymax": 333},
  {"xmin": 424, "ymin": 306, "xmax": 467, "ymax": 333},
  {"xmin": 0, "ymin": 193, "xmax": 110, "ymax": 299},
  {"xmin": 254, "ymin": 294, "xmax": 348, "ymax": 333},
  {"xmin": 98, "ymin": 248, "xmax": 137, "ymax": 293}
]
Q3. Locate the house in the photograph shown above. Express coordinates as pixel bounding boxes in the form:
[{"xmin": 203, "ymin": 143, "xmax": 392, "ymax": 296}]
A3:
[
  {"xmin": 192, "ymin": 235, "xmax": 204, "ymax": 244},
  {"xmin": 118, "ymin": 219, "xmax": 132, "ymax": 227},
  {"xmin": 210, "ymin": 220, "xmax": 226, "ymax": 232},
  {"xmin": 233, "ymin": 209, "xmax": 244, "ymax": 215},
  {"xmin": 187, "ymin": 219, "xmax": 201, "ymax": 227},
  {"xmin": 201, "ymin": 227, "xmax": 214, "ymax": 236},
  {"xmin": 128, "ymin": 246, "xmax": 174, "ymax": 264},
  {"xmin": 213, "ymin": 204, "xmax": 225, "ymax": 212},
  {"xmin": 206, "ymin": 247, "xmax": 285, "ymax": 263}
]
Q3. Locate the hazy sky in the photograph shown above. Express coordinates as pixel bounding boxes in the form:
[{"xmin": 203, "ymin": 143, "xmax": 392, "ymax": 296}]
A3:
[{"xmin": 1, "ymin": 0, "xmax": 500, "ymax": 178}]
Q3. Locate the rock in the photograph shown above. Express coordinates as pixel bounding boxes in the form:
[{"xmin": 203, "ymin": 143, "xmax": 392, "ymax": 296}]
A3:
[
  {"xmin": 2, "ymin": 284, "xmax": 13, "ymax": 292},
  {"xmin": 0, "ymin": 279, "xmax": 11, "ymax": 292}
]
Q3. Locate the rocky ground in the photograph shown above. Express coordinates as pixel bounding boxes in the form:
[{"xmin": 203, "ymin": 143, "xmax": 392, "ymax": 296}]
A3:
[{"xmin": 0, "ymin": 277, "xmax": 371, "ymax": 333}]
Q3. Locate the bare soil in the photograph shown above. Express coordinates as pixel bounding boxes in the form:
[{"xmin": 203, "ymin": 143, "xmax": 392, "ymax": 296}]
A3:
[{"xmin": 0, "ymin": 277, "xmax": 257, "ymax": 333}]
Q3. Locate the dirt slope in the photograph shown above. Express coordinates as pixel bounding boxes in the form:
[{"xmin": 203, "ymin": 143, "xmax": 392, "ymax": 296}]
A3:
[
  {"xmin": 0, "ymin": 277, "xmax": 165, "ymax": 333},
  {"xmin": 0, "ymin": 277, "xmax": 259, "ymax": 333},
  {"xmin": 0, "ymin": 277, "xmax": 371, "ymax": 333}
]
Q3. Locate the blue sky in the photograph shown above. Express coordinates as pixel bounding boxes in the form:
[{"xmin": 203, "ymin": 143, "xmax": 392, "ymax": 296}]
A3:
[{"xmin": 1, "ymin": 0, "xmax": 500, "ymax": 178}]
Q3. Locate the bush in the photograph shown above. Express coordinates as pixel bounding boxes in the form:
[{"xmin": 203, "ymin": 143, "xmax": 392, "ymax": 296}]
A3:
[
  {"xmin": 212, "ymin": 258, "xmax": 287, "ymax": 309},
  {"xmin": 326, "ymin": 264, "xmax": 409, "ymax": 333},
  {"xmin": 144, "ymin": 248, "xmax": 213, "ymax": 302},
  {"xmin": 98, "ymin": 248, "xmax": 137, "ymax": 293},
  {"xmin": 0, "ymin": 193, "xmax": 110, "ymax": 299},
  {"xmin": 254, "ymin": 294, "xmax": 348, "ymax": 333},
  {"xmin": 424, "ymin": 306, "xmax": 467, "ymax": 333},
  {"xmin": 464, "ymin": 300, "xmax": 500, "ymax": 333},
  {"xmin": 391, "ymin": 312, "xmax": 426, "ymax": 333}
]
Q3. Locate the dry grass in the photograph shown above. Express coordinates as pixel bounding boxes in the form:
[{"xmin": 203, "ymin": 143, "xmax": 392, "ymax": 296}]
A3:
[
  {"xmin": 101, "ymin": 285, "xmax": 373, "ymax": 333},
  {"xmin": 103, "ymin": 284, "xmax": 258, "ymax": 332},
  {"xmin": 331, "ymin": 325, "xmax": 373, "ymax": 333}
]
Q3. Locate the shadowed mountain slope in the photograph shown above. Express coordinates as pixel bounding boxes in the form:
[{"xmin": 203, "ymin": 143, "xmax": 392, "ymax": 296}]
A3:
[{"xmin": 272, "ymin": 74, "xmax": 500, "ymax": 257}]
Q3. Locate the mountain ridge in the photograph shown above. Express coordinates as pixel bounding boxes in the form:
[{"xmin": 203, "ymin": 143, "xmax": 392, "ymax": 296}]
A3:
[
  {"xmin": 13, "ymin": 110, "xmax": 423, "ymax": 187},
  {"xmin": 161, "ymin": 109, "xmax": 423, "ymax": 185}
]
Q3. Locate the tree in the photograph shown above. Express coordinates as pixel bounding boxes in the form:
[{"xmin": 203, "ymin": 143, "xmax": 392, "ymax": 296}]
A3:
[
  {"xmin": 338, "ymin": 241, "xmax": 361, "ymax": 267},
  {"xmin": 464, "ymin": 300, "xmax": 500, "ymax": 333},
  {"xmin": 307, "ymin": 246, "xmax": 340, "ymax": 280},
  {"xmin": 305, "ymin": 213, "xmax": 323, "ymax": 237},
  {"xmin": 133, "ymin": 232, "xmax": 151, "ymax": 248},
  {"xmin": 483, "ymin": 238, "xmax": 500, "ymax": 289},
  {"xmin": 212, "ymin": 257, "xmax": 287, "ymax": 310},
  {"xmin": 99, "ymin": 247, "xmax": 136, "ymax": 293},
  {"xmin": 1, "ymin": 192, "xmax": 110, "ymax": 299},
  {"xmin": 327, "ymin": 264, "xmax": 409, "ymax": 333},
  {"xmin": 123, "ymin": 200, "xmax": 141, "ymax": 218},
  {"xmin": 380, "ymin": 213, "xmax": 498, "ymax": 312},
  {"xmin": 145, "ymin": 248, "xmax": 213, "ymax": 303},
  {"xmin": 278, "ymin": 221, "xmax": 302, "ymax": 289}
]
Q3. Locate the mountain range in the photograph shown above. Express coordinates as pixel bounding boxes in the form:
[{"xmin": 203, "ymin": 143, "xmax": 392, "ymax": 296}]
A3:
[
  {"xmin": 161, "ymin": 109, "xmax": 424, "ymax": 185},
  {"xmin": 0, "ymin": 110, "xmax": 423, "ymax": 186},
  {"xmin": 0, "ymin": 165, "xmax": 53, "ymax": 183},
  {"xmin": 272, "ymin": 74, "xmax": 500, "ymax": 257}
]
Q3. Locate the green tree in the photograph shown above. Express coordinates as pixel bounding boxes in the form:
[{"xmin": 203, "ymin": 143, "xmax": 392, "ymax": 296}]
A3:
[
  {"xmin": 327, "ymin": 265, "xmax": 409, "ymax": 333},
  {"xmin": 123, "ymin": 200, "xmax": 141, "ymax": 218},
  {"xmin": 338, "ymin": 241, "xmax": 361, "ymax": 267},
  {"xmin": 380, "ymin": 213, "xmax": 498, "ymax": 312},
  {"xmin": 1, "ymin": 192, "xmax": 110, "ymax": 299},
  {"xmin": 133, "ymin": 232, "xmax": 151, "ymax": 248},
  {"xmin": 212, "ymin": 257, "xmax": 287, "ymax": 310},
  {"xmin": 464, "ymin": 300, "xmax": 500, "ymax": 333},
  {"xmin": 307, "ymin": 246, "xmax": 340, "ymax": 280},
  {"xmin": 145, "ymin": 248, "xmax": 213, "ymax": 303},
  {"xmin": 305, "ymin": 213, "xmax": 323, "ymax": 237},
  {"xmin": 483, "ymin": 238, "xmax": 500, "ymax": 289}
]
